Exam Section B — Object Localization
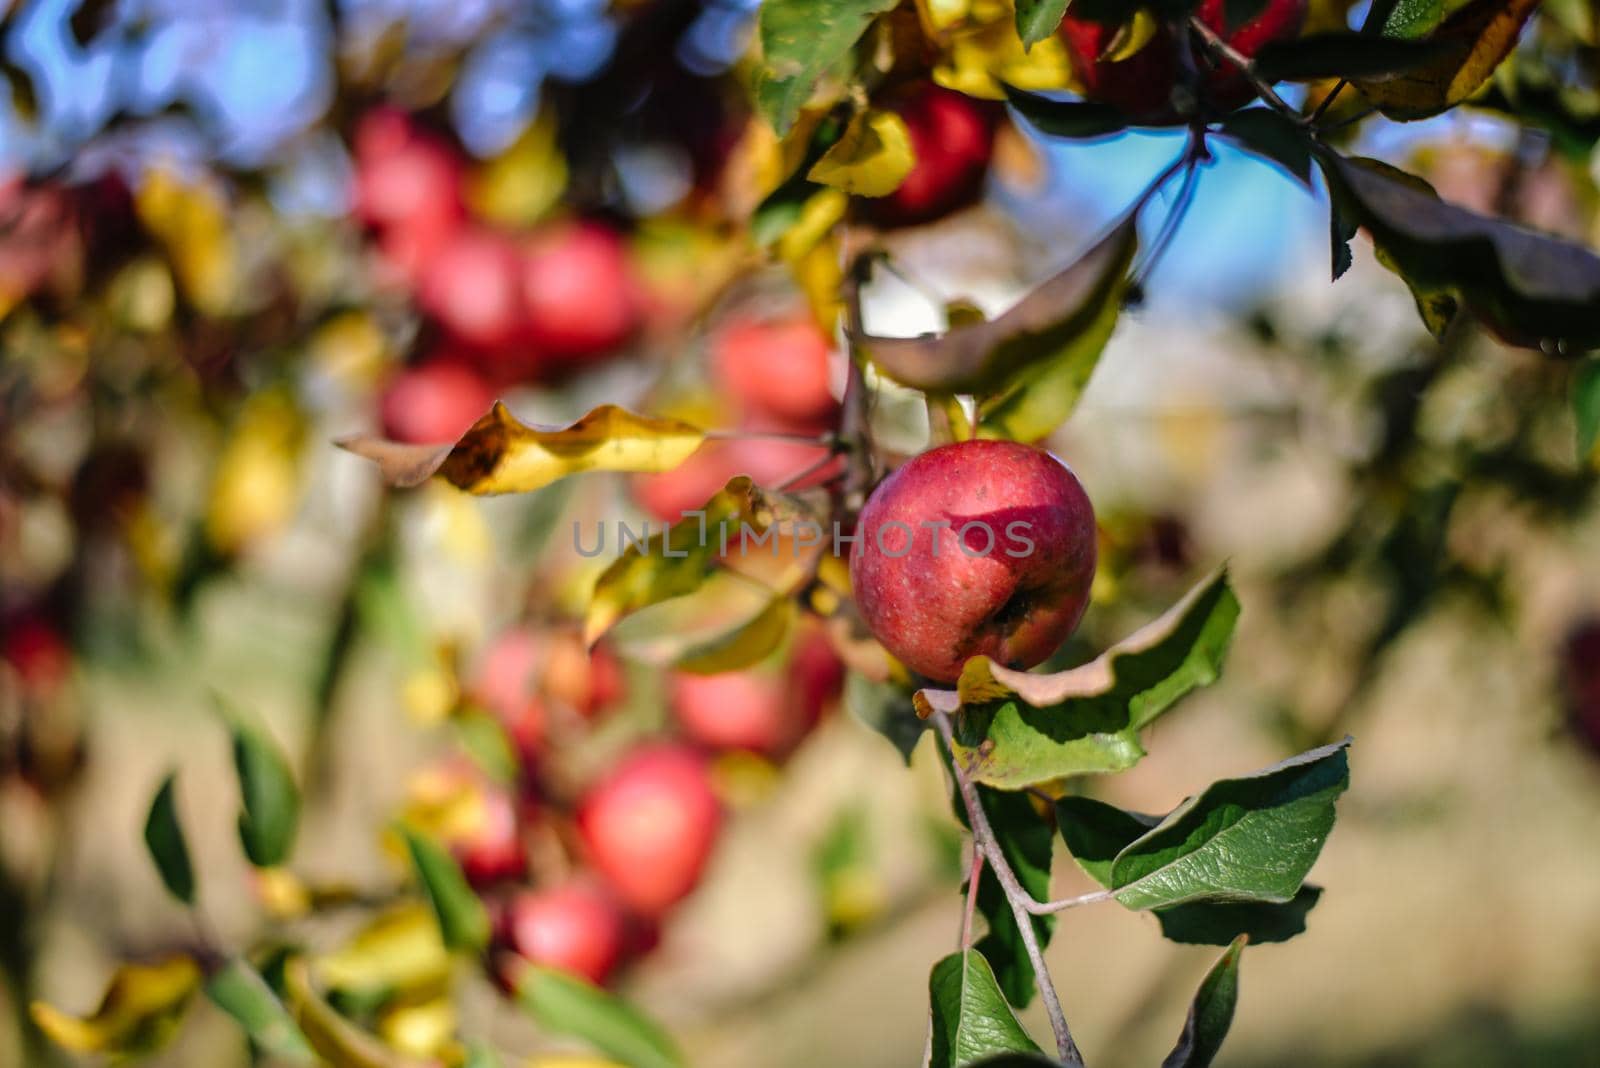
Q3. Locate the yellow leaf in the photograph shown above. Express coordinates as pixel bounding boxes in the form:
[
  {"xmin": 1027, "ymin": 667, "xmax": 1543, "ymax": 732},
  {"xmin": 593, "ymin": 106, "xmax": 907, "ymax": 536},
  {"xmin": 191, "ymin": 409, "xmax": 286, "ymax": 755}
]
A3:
[
  {"xmin": 933, "ymin": 14, "xmax": 1077, "ymax": 99},
  {"xmin": 1353, "ymin": 0, "xmax": 1541, "ymax": 119},
  {"xmin": 674, "ymin": 595, "xmax": 796, "ymax": 674},
  {"xmin": 807, "ymin": 109, "xmax": 916, "ymax": 197},
  {"xmin": 135, "ymin": 168, "xmax": 237, "ymax": 315},
  {"xmin": 529, "ymin": 1056, "xmax": 630, "ymax": 1068},
  {"xmin": 1102, "ymin": 10, "xmax": 1159, "ymax": 63},
  {"xmin": 207, "ymin": 390, "xmax": 304, "ymax": 553},
  {"xmin": 31, "ymin": 957, "xmax": 201, "ymax": 1056},
  {"xmin": 285, "ymin": 958, "xmax": 435, "ymax": 1068},
  {"xmin": 378, "ymin": 996, "xmax": 456, "ymax": 1058},
  {"xmin": 585, "ymin": 477, "xmax": 792, "ymax": 646},
  {"xmin": 467, "ymin": 109, "xmax": 568, "ymax": 226},
  {"xmin": 314, "ymin": 905, "xmax": 452, "ymax": 998},
  {"xmin": 338, "ymin": 403, "xmax": 707, "ymax": 496}
]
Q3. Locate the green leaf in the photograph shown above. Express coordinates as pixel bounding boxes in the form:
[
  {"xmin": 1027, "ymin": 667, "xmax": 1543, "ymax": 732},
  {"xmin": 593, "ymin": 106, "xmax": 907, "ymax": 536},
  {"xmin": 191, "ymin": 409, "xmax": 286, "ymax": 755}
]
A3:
[
  {"xmin": 968, "ymin": 1057, "xmax": 1069, "ymax": 1067},
  {"xmin": 1216, "ymin": 108, "xmax": 1313, "ymax": 187},
  {"xmin": 399, "ymin": 828, "xmax": 490, "ymax": 953},
  {"xmin": 1004, "ymin": 86, "xmax": 1128, "ymax": 139},
  {"xmin": 915, "ymin": 569, "xmax": 1239, "ymax": 790},
  {"xmin": 1351, "ymin": 0, "xmax": 1541, "ymax": 119},
  {"xmin": 928, "ymin": 950, "xmax": 1044, "ymax": 1068},
  {"xmin": 1056, "ymin": 795, "xmax": 1162, "ymax": 886},
  {"xmin": 1155, "ymin": 886, "xmax": 1323, "ymax": 946},
  {"xmin": 1015, "ymin": 0, "xmax": 1072, "ymax": 48},
  {"xmin": 673, "ymin": 595, "xmax": 795, "ymax": 675},
  {"xmin": 755, "ymin": 0, "xmax": 899, "ymax": 134},
  {"xmin": 143, "ymin": 772, "xmax": 195, "ymax": 905},
  {"xmin": 1105, "ymin": 739, "xmax": 1351, "ymax": 910},
  {"xmin": 205, "ymin": 959, "xmax": 315, "ymax": 1064},
  {"xmin": 1362, "ymin": 0, "xmax": 1446, "ymax": 38},
  {"xmin": 972, "ymin": 787, "xmax": 1055, "ymax": 1007},
  {"xmin": 515, "ymin": 965, "xmax": 684, "ymax": 1068},
  {"xmin": 1250, "ymin": 33, "xmax": 1452, "ymax": 82},
  {"xmin": 1318, "ymin": 150, "xmax": 1600, "ymax": 349},
  {"xmin": 1573, "ymin": 360, "xmax": 1600, "ymax": 464},
  {"xmin": 1160, "ymin": 936, "xmax": 1245, "ymax": 1068},
  {"xmin": 846, "ymin": 672, "xmax": 929, "ymax": 762},
  {"xmin": 853, "ymin": 217, "xmax": 1135, "ymax": 410},
  {"xmin": 585, "ymin": 476, "xmax": 795, "ymax": 645},
  {"xmin": 225, "ymin": 705, "xmax": 300, "ymax": 868}
]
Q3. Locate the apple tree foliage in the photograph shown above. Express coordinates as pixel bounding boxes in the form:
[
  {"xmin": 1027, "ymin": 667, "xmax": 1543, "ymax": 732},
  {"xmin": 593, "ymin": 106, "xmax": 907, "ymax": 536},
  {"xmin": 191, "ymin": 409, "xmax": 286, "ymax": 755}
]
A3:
[{"xmin": 3, "ymin": 0, "xmax": 1599, "ymax": 1066}]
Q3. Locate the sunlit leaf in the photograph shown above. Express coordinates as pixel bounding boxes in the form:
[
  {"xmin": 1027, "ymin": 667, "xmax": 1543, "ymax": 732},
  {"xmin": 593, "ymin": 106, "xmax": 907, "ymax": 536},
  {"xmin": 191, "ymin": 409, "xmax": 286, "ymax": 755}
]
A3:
[
  {"xmin": 467, "ymin": 109, "xmax": 568, "ymax": 226},
  {"xmin": 1160, "ymin": 937, "xmax": 1245, "ymax": 1068},
  {"xmin": 314, "ymin": 904, "xmax": 452, "ymax": 998},
  {"xmin": 935, "ymin": 16, "xmax": 1078, "ymax": 99},
  {"xmin": 31, "ymin": 957, "xmax": 201, "ymax": 1057},
  {"xmin": 515, "ymin": 966, "xmax": 684, "ymax": 1068},
  {"xmin": 143, "ymin": 771, "xmax": 195, "ymax": 905},
  {"xmin": 755, "ymin": 0, "xmax": 899, "ymax": 133},
  {"xmin": 915, "ymin": 569, "xmax": 1238, "ymax": 790},
  {"xmin": 807, "ymin": 108, "xmax": 916, "ymax": 196},
  {"xmin": 225, "ymin": 703, "xmax": 301, "ymax": 869},
  {"xmin": 378, "ymin": 996, "xmax": 455, "ymax": 1059},
  {"xmin": 1015, "ymin": 0, "xmax": 1071, "ymax": 47},
  {"xmin": 585, "ymin": 477, "xmax": 795, "ymax": 645},
  {"xmin": 1351, "ymin": 0, "xmax": 1541, "ymax": 119},
  {"xmin": 284, "ymin": 958, "xmax": 432, "ymax": 1068},
  {"xmin": 1362, "ymin": 0, "xmax": 1446, "ymax": 38},
  {"xmin": 928, "ymin": 949, "xmax": 1043, "ymax": 1068},
  {"xmin": 852, "ymin": 217, "xmax": 1136, "ymax": 395},
  {"xmin": 674, "ymin": 595, "xmax": 796, "ymax": 674},
  {"xmin": 339, "ymin": 403, "xmax": 707, "ymax": 496},
  {"xmin": 400, "ymin": 827, "xmax": 491, "ymax": 953},
  {"xmin": 206, "ymin": 959, "xmax": 315, "ymax": 1064},
  {"xmin": 1318, "ymin": 150, "xmax": 1600, "ymax": 349}
]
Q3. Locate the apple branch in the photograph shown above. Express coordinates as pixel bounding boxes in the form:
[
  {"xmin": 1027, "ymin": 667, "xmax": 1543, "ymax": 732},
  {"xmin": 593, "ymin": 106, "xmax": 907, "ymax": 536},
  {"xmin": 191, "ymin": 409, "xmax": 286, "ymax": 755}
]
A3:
[
  {"xmin": 932, "ymin": 709, "xmax": 1085, "ymax": 1068},
  {"xmin": 1187, "ymin": 17, "xmax": 1303, "ymax": 125}
]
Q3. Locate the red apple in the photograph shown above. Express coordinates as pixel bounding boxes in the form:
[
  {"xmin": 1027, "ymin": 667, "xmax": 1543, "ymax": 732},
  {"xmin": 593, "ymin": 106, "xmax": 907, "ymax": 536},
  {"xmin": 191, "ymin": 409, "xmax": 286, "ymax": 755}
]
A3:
[
  {"xmin": 712, "ymin": 314, "xmax": 837, "ymax": 426},
  {"xmin": 379, "ymin": 359, "xmax": 495, "ymax": 444},
  {"xmin": 848, "ymin": 439, "xmax": 1096, "ymax": 682},
  {"xmin": 543, "ymin": 632, "xmax": 626, "ymax": 719},
  {"xmin": 1060, "ymin": 0, "xmax": 1307, "ymax": 124},
  {"xmin": 472, "ymin": 627, "xmax": 547, "ymax": 757},
  {"xmin": 867, "ymin": 83, "xmax": 1001, "ymax": 229},
  {"xmin": 505, "ymin": 881, "xmax": 627, "ymax": 986},
  {"xmin": 670, "ymin": 670, "xmax": 791, "ymax": 756},
  {"xmin": 1562, "ymin": 620, "xmax": 1600, "ymax": 755},
  {"xmin": 576, "ymin": 744, "xmax": 721, "ymax": 915},
  {"xmin": 353, "ymin": 108, "xmax": 465, "ymax": 233},
  {"xmin": 456, "ymin": 781, "xmax": 527, "ymax": 886},
  {"xmin": 419, "ymin": 227, "xmax": 527, "ymax": 349},
  {"xmin": 2, "ymin": 614, "xmax": 70, "ymax": 696},
  {"xmin": 521, "ymin": 221, "xmax": 641, "ymax": 367}
]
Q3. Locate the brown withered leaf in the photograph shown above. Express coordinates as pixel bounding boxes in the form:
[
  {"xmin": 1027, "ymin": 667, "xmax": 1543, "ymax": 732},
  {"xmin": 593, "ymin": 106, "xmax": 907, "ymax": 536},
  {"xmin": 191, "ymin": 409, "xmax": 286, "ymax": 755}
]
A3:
[{"xmin": 338, "ymin": 402, "xmax": 707, "ymax": 495}]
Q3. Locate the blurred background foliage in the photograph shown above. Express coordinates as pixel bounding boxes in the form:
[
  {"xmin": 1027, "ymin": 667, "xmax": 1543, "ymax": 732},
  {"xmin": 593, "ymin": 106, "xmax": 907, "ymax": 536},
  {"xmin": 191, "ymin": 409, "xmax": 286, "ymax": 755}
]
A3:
[{"xmin": 2, "ymin": 0, "xmax": 1600, "ymax": 1066}]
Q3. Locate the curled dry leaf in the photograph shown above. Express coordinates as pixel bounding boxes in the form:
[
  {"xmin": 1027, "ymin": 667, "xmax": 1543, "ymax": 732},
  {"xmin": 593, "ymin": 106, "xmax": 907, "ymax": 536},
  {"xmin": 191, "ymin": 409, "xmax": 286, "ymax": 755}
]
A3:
[{"xmin": 338, "ymin": 402, "xmax": 707, "ymax": 496}]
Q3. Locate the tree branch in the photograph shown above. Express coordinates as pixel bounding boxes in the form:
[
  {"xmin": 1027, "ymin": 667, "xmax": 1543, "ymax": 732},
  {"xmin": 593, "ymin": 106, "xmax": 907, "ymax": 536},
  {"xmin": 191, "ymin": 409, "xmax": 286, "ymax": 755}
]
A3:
[
  {"xmin": 933, "ymin": 710, "xmax": 1085, "ymax": 1068},
  {"xmin": 1187, "ymin": 17, "xmax": 1304, "ymax": 125}
]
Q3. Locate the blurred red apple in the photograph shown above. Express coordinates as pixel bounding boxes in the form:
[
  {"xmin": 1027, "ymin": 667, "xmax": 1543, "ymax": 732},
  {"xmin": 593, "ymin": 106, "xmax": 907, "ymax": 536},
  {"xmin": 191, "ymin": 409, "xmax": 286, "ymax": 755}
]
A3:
[
  {"xmin": 633, "ymin": 437, "xmax": 841, "ymax": 522},
  {"xmin": 577, "ymin": 744, "xmax": 721, "ymax": 915},
  {"xmin": 866, "ymin": 83, "xmax": 1001, "ymax": 229},
  {"xmin": 456, "ymin": 781, "xmax": 527, "ymax": 886},
  {"xmin": 849, "ymin": 439, "xmax": 1097, "ymax": 682},
  {"xmin": 543, "ymin": 632, "xmax": 626, "ymax": 719},
  {"xmin": 1060, "ymin": 0, "xmax": 1307, "ymax": 124},
  {"xmin": 712, "ymin": 314, "xmax": 837, "ymax": 426},
  {"xmin": 2, "ymin": 614, "xmax": 70, "ymax": 696},
  {"xmin": 670, "ymin": 627, "xmax": 843, "ymax": 757},
  {"xmin": 353, "ymin": 108, "xmax": 465, "ymax": 233},
  {"xmin": 379, "ymin": 359, "xmax": 495, "ymax": 444},
  {"xmin": 521, "ymin": 221, "xmax": 641, "ymax": 366},
  {"xmin": 419, "ymin": 227, "xmax": 527, "ymax": 349},
  {"xmin": 505, "ymin": 881, "xmax": 627, "ymax": 986}
]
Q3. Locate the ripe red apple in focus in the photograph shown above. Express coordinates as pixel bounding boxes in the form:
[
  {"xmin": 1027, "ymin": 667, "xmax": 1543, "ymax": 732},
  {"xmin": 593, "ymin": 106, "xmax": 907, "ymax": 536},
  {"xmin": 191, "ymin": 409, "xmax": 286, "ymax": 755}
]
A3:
[
  {"xmin": 420, "ymin": 228, "xmax": 526, "ymax": 349},
  {"xmin": 848, "ymin": 439, "xmax": 1096, "ymax": 682},
  {"xmin": 1059, "ymin": 0, "xmax": 1307, "ymax": 124},
  {"xmin": 577, "ymin": 744, "xmax": 720, "ymax": 915},
  {"xmin": 712, "ymin": 315, "xmax": 837, "ymax": 425},
  {"xmin": 505, "ymin": 881, "xmax": 627, "ymax": 986},
  {"xmin": 521, "ymin": 222, "xmax": 641, "ymax": 366},
  {"xmin": 379, "ymin": 360, "xmax": 495, "ymax": 444},
  {"xmin": 866, "ymin": 83, "xmax": 1001, "ymax": 229}
]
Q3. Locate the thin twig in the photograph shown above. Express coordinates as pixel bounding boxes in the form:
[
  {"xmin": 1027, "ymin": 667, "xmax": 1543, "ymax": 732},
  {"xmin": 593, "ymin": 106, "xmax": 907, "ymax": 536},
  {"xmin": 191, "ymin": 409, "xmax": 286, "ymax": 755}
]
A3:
[
  {"xmin": 1309, "ymin": 78, "xmax": 1348, "ymax": 126},
  {"xmin": 1131, "ymin": 145, "xmax": 1204, "ymax": 291},
  {"xmin": 1025, "ymin": 889, "xmax": 1115, "ymax": 915},
  {"xmin": 1188, "ymin": 17, "xmax": 1304, "ymax": 125},
  {"xmin": 933, "ymin": 711, "xmax": 1085, "ymax": 1068},
  {"xmin": 961, "ymin": 849, "xmax": 985, "ymax": 948}
]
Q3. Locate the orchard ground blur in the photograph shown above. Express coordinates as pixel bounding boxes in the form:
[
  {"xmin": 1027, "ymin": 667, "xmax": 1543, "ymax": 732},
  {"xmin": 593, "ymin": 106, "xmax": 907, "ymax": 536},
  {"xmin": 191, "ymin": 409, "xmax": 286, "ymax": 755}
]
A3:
[{"xmin": 4, "ymin": 2, "xmax": 1600, "ymax": 1067}]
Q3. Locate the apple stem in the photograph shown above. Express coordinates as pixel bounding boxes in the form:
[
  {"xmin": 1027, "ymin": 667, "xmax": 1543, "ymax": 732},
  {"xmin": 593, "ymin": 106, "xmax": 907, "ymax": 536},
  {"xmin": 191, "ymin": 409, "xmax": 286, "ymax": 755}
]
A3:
[
  {"xmin": 1187, "ymin": 16, "xmax": 1304, "ymax": 125},
  {"xmin": 933, "ymin": 710, "xmax": 1085, "ymax": 1068},
  {"xmin": 1309, "ymin": 78, "xmax": 1349, "ymax": 126}
]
